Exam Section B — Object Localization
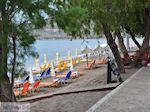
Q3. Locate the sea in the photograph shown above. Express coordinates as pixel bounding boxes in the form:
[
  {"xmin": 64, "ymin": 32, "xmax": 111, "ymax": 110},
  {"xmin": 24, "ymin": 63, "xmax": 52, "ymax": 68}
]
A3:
[{"xmin": 25, "ymin": 38, "xmax": 143, "ymax": 70}]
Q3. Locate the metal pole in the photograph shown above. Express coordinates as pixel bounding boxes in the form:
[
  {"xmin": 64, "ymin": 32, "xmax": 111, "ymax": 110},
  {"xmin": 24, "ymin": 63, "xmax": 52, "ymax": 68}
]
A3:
[
  {"xmin": 86, "ymin": 53, "xmax": 88, "ymax": 66},
  {"xmin": 107, "ymin": 57, "xmax": 112, "ymax": 84}
]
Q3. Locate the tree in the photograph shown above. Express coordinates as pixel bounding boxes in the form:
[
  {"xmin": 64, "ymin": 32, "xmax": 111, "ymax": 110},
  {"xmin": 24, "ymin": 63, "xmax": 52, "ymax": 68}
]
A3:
[
  {"xmin": 52, "ymin": 0, "xmax": 150, "ymax": 70},
  {"xmin": 117, "ymin": 0, "xmax": 150, "ymax": 50},
  {"xmin": 51, "ymin": 0, "xmax": 125, "ymax": 72},
  {"xmin": 0, "ymin": 0, "xmax": 53, "ymax": 102}
]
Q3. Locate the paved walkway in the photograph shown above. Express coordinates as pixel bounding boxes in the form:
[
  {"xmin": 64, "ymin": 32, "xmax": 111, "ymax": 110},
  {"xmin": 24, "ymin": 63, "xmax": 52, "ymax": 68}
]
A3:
[{"xmin": 87, "ymin": 67, "xmax": 150, "ymax": 112}]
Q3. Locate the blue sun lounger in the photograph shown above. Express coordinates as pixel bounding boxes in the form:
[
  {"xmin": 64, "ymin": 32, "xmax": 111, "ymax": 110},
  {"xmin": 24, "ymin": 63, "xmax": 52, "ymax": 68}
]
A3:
[
  {"xmin": 34, "ymin": 70, "xmax": 45, "ymax": 80},
  {"xmin": 54, "ymin": 71, "xmax": 72, "ymax": 84},
  {"xmin": 44, "ymin": 67, "xmax": 51, "ymax": 77},
  {"xmin": 14, "ymin": 75, "xmax": 30, "ymax": 85}
]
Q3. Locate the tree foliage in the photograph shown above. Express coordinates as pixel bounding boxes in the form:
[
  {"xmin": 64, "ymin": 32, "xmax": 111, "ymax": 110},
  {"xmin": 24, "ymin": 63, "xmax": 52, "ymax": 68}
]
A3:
[{"xmin": 0, "ymin": 0, "xmax": 56, "ymax": 101}]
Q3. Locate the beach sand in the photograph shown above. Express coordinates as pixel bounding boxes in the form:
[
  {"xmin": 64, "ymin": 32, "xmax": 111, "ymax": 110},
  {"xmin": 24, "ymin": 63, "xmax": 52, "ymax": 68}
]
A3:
[
  {"xmin": 22, "ymin": 56, "xmax": 139, "ymax": 112},
  {"xmin": 31, "ymin": 91, "xmax": 110, "ymax": 112}
]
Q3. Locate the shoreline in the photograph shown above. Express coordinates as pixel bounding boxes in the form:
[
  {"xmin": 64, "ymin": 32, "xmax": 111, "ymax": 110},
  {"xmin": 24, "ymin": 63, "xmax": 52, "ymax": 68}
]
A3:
[{"xmin": 36, "ymin": 37, "xmax": 100, "ymax": 40}]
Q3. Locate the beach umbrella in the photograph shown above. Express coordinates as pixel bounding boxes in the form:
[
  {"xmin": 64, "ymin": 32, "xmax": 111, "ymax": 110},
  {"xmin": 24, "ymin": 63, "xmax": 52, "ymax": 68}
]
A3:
[
  {"xmin": 51, "ymin": 62, "xmax": 56, "ymax": 77},
  {"xmin": 94, "ymin": 45, "xmax": 104, "ymax": 53},
  {"xmin": 81, "ymin": 46, "xmax": 94, "ymax": 66},
  {"xmin": 81, "ymin": 46, "xmax": 94, "ymax": 54},
  {"xmin": 94, "ymin": 45, "xmax": 104, "ymax": 60},
  {"xmin": 29, "ymin": 67, "xmax": 35, "ymax": 84},
  {"xmin": 70, "ymin": 59, "xmax": 73, "ymax": 71}
]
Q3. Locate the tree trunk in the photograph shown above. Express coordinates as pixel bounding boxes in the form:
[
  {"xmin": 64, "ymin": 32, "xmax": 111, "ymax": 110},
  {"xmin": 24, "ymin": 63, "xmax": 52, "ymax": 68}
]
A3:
[
  {"xmin": 0, "ymin": 75, "xmax": 16, "ymax": 102},
  {"xmin": 0, "ymin": 2, "xmax": 16, "ymax": 102},
  {"xmin": 102, "ymin": 24, "xmax": 125, "ymax": 73},
  {"xmin": 126, "ymin": 26, "xmax": 141, "ymax": 49},
  {"xmin": 116, "ymin": 30, "xmax": 128, "ymax": 54},
  {"xmin": 141, "ymin": 19, "xmax": 150, "ymax": 50},
  {"xmin": 11, "ymin": 34, "xmax": 16, "ymax": 101},
  {"xmin": 141, "ymin": 8, "xmax": 150, "ymax": 50}
]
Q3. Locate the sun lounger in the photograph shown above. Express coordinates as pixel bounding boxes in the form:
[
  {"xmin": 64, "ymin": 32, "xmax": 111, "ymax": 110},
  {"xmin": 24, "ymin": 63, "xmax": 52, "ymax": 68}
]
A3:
[
  {"xmin": 39, "ymin": 79, "xmax": 60, "ymax": 88},
  {"xmin": 79, "ymin": 60, "xmax": 96, "ymax": 70},
  {"xmin": 62, "ymin": 62, "xmax": 68, "ymax": 70},
  {"xmin": 40, "ymin": 64, "xmax": 46, "ymax": 71},
  {"xmin": 55, "ymin": 62, "xmax": 62, "ymax": 72},
  {"xmin": 78, "ymin": 57, "xmax": 81, "ymax": 63},
  {"xmin": 57, "ymin": 62, "xmax": 68, "ymax": 72},
  {"xmin": 18, "ymin": 81, "xmax": 41, "ymax": 92},
  {"xmin": 28, "ymin": 81, "xmax": 41, "ymax": 92},
  {"xmin": 47, "ymin": 62, "xmax": 50, "ymax": 69},
  {"xmin": 14, "ymin": 81, "xmax": 31, "ymax": 98},
  {"xmin": 56, "ymin": 71, "xmax": 83, "ymax": 78},
  {"xmin": 96, "ymin": 57, "xmax": 108, "ymax": 64},
  {"xmin": 33, "ymin": 70, "xmax": 45, "ymax": 80},
  {"xmin": 80, "ymin": 56, "xmax": 92, "ymax": 62},
  {"xmin": 14, "ymin": 82, "xmax": 22, "ymax": 88},
  {"xmin": 64, "ymin": 71, "xmax": 84, "ymax": 77},
  {"xmin": 54, "ymin": 71, "xmax": 72, "ymax": 84},
  {"xmin": 73, "ymin": 58, "xmax": 77, "ymax": 65},
  {"xmin": 44, "ymin": 67, "xmax": 51, "ymax": 77},
  {"xmin": 14, "ymin": 76, "xmax": 30, "ymax": 88}
]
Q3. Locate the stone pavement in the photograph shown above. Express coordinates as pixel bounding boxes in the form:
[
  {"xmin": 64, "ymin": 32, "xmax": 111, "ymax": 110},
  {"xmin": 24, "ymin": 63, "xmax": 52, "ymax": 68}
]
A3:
[{"xmin": 87, "ymin": 67, "xmax": 150, "ymax": 112}]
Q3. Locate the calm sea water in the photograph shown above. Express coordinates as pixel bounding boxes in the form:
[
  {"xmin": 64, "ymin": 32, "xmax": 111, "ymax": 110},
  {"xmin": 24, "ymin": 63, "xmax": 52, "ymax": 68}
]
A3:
[
  {"xmin": 26, "ymin": 39, "xmax": 107, "ymax": 67},
  {"xmin": 26, "ymin": 38, "xmax": 143, "ymax": 68}
]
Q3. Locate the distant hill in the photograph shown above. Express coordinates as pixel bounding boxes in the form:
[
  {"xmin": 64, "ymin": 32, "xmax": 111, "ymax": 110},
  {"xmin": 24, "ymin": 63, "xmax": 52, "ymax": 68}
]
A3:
[{"xmin": 33, "ymin": 18, "xmax": 98, "ymax": 40}]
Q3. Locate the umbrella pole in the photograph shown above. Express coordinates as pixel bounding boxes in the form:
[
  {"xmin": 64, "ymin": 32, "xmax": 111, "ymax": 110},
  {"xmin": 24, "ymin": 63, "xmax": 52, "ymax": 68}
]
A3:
[
  {"xmin": 53, "ymin": 76, "xmax": 54, "ymax": 81},
  {"xmin": 86, "ymin": 53, "xmax": 88, "ymax": 66}
]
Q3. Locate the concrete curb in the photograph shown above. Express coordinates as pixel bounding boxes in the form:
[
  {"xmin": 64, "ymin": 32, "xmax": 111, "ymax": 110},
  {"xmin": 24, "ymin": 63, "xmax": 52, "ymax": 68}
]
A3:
[{"xmin": 18, "ymin": 83, "xmax": 119, "ymax": 103}]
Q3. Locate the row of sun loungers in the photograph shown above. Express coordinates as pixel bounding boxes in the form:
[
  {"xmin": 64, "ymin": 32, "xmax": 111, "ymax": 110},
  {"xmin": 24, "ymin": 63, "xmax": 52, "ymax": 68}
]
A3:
[
  {"xmin": 14, "ymin": 71, "xmax": 72, "ymax": 98},
  {"xmin": 14, "ymin": 56, "xmax": 108, "ymax": 98}
]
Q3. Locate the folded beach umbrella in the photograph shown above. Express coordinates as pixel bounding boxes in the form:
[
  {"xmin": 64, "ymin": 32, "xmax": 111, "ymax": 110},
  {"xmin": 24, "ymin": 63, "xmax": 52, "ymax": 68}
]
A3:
[
  {"xmin": 29, "ymin": 67, "xmax": 35, "ymax": 84},
  {"xmin": 51, "ymin": 62, "xmax": 56, "ymax": 77},
  {"xmin": 70, "ymin": 59, "xmax": 73, "ymax": 71}
]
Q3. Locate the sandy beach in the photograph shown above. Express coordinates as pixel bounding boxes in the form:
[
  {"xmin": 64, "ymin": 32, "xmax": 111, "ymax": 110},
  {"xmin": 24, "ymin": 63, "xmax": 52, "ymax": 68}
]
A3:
[{"xmin": 18, "ymin": 56, "xmax": 139, "ymax": 112}]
